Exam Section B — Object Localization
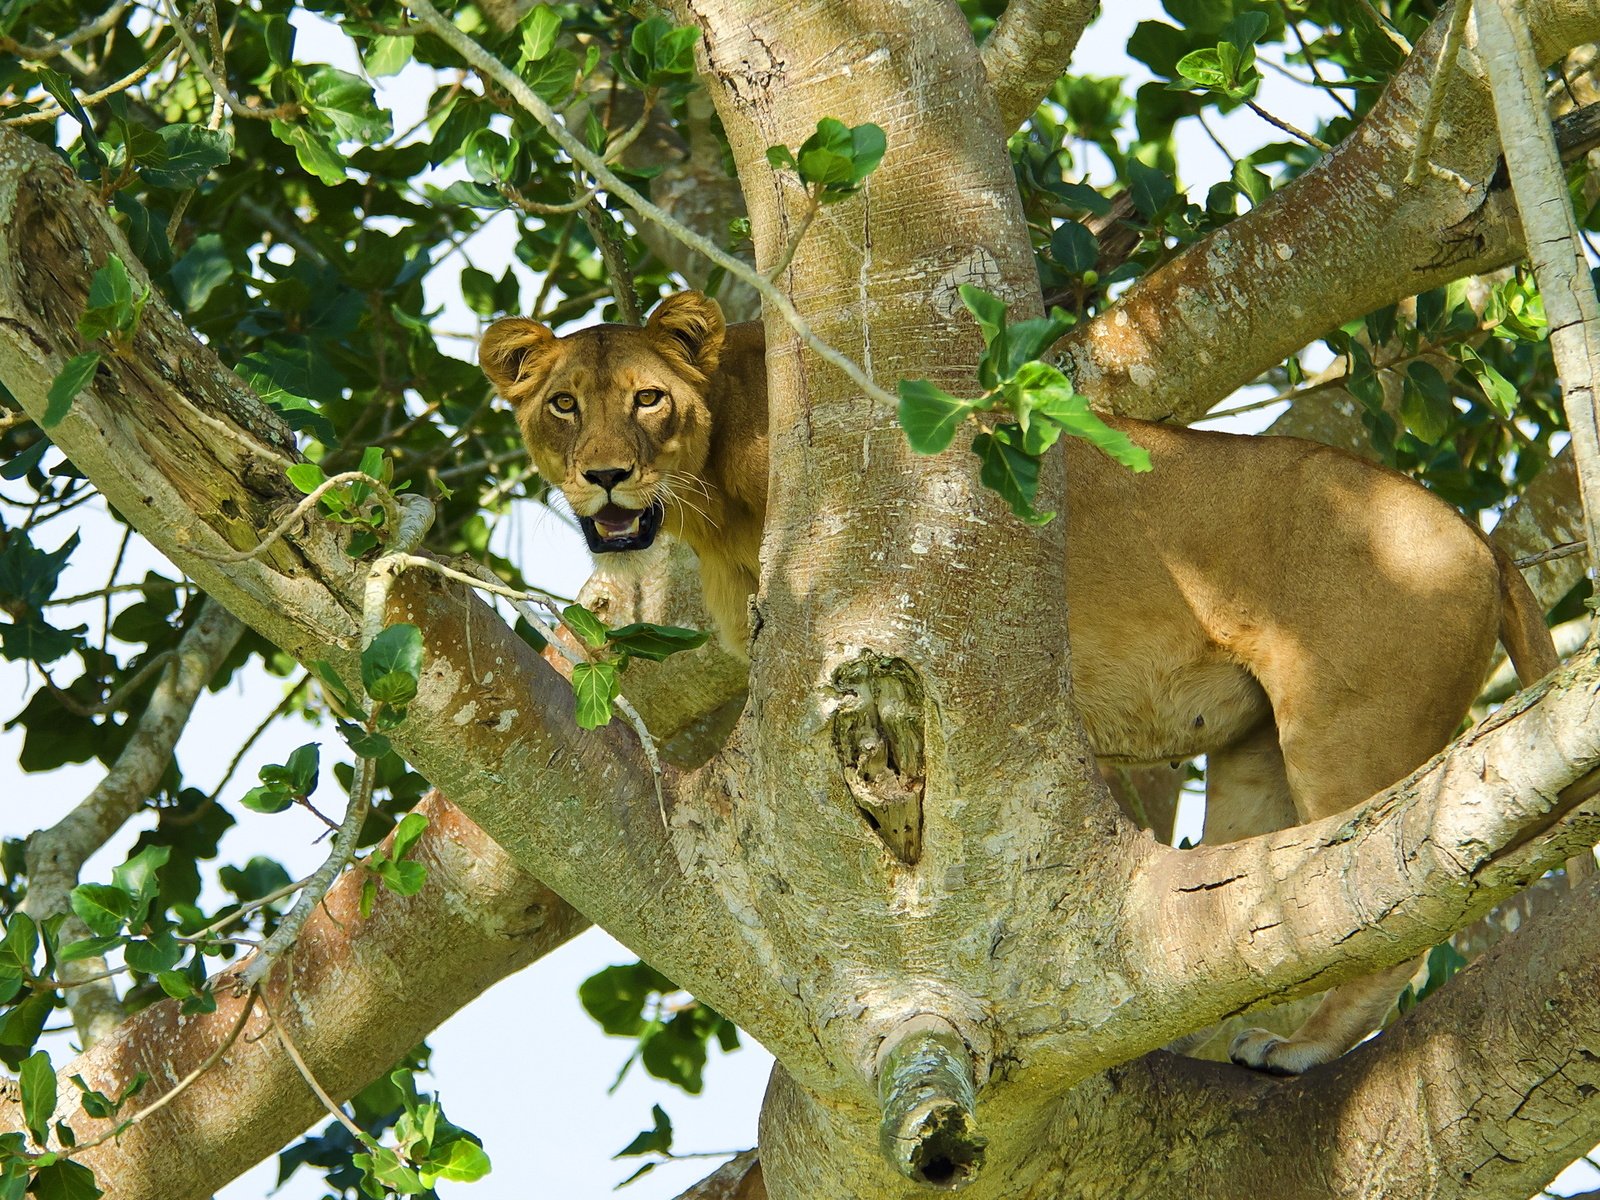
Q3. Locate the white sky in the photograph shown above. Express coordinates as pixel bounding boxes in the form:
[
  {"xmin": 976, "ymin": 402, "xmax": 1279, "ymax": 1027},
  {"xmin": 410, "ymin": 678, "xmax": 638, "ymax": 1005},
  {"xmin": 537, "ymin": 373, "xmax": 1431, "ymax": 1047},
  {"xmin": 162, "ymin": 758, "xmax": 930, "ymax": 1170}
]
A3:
[{"xmin": 3, "ymin": 3, "xmax": 1597, "ymax": 1198}]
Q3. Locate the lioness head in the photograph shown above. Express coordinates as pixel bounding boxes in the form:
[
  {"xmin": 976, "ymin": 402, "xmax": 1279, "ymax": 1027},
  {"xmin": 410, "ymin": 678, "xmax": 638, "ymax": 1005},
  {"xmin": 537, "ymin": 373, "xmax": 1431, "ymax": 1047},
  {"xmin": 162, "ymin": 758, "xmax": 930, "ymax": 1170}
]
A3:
[{"xmin": 479, "ymin": 292, "xmax": 725, "ymax": 555}]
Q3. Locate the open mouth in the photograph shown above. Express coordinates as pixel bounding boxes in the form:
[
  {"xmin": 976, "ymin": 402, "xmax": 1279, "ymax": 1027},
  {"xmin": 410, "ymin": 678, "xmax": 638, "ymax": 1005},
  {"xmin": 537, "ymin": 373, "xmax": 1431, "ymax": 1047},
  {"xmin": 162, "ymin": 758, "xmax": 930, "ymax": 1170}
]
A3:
[{"xmin": 579, "ymin": 500, "xmax": 665, "ymax": 554}]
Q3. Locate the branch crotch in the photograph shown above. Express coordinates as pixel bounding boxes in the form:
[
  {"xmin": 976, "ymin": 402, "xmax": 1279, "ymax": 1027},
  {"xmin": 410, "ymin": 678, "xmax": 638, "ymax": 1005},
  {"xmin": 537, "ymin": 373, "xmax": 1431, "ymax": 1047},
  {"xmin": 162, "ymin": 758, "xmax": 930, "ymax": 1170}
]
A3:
[{"xmin": 831, "ymin": 656, "xmax": 927, "ymax": 864}]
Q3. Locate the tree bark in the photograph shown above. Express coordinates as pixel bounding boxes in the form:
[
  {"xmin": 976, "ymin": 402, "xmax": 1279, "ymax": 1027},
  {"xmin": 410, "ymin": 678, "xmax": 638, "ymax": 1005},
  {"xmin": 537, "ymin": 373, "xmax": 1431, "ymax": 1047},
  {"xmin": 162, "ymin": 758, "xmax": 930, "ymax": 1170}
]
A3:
[{"xmin": 1058, "ymin": 0, "xmax": 1600, "ymax": 423}]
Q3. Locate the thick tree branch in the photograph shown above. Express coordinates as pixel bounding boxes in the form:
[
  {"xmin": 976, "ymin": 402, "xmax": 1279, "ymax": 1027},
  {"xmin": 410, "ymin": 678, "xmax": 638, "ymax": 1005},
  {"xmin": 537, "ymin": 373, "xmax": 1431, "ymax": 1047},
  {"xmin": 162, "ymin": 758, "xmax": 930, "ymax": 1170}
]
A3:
[
  {"xmin": 981, "ymin": 0, "xmax": 1100, "ymax": 135},
  {"xmin": 1477, "ymin": 0, "xmax": 1600, "ymax": 566},
  {"xmin": 1057, "ymin": 0, "xmax": 1600, "ymax": 422},
  {"xmin": 0, "ymin": 128, "xmax": 820, "ymax": 1071},
  {"xmin": 20, "ymin": 598, "xmax": 242, "ymax": 1044},
  {"xmin": 1032, "ymin": 867, "xmax": 1600, "ymax": 1200},
  {"xmin": 1125, "ymin": 651, "xmax": 1600, "ymax": 1050},
  {"xmin": 0, "ymin": 793, "xmax": 589, "ymax": 1200}
]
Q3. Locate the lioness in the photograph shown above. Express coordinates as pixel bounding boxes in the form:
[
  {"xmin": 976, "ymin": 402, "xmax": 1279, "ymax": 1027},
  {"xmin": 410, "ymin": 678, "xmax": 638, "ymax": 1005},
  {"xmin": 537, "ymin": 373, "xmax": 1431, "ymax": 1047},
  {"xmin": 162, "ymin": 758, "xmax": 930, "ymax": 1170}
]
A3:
[{"xmin": 480, "ymin": 291, "xmax": 1558, "ymax": 1075}]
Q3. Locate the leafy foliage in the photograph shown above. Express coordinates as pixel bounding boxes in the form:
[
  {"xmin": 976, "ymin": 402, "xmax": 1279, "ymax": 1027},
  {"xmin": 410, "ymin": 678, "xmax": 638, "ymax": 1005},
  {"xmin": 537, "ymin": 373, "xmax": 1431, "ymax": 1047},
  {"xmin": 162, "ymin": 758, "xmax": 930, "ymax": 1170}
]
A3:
[{"xmin": 0, "ymin": 0, "xmax": 1586, "ymax": 1194}]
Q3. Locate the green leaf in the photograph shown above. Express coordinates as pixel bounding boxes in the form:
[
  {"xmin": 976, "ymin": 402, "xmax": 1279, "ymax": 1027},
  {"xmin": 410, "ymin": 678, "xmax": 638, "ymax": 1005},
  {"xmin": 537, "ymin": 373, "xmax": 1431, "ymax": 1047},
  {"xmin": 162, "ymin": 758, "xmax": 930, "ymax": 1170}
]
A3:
[
  {"xmin": 156, "ymin": 970, "xmax": 195, "ymax": 1000},
  {"xmin": 111, "ymin": 844, "xmax": 170, "ymax": 917},
  {"xmin": 1050, "ymin": 220, "xmax": 1098, "ymax": 273},
  {"xmin": 311, "ymin": 660, "xmax": 361, "ymax": 713},
  {"xmin": 1175, "ymin": 46, "xmax": 1228, "ymax": 89},
  {"xmin": 897, "ymin": 379, "xmax": 976, "ymax": 455},
  {"xmin": 571, "ymin": 661, "xmax": 619, "ymax": 730},
  {"xmin": 518, "ymin": 5, "xmax": 561, "ymax": 63},
  {"xmin": 68, "ymin": 884, "xmax": 134, "ymax": 937},
  {"xmin": 240, "ymin": 784, "xmax": 293, "ymax": 814},
  {"xmin": 419, "ymin": 1136, "xmax": 492, "ymax": 1184},
  {"xmin": 1457, "ymin": 345, "xmax": 1519, "ymax": 419},
  {"xmin": 1400, "ymin": 362, "xmax": 1455, "ymax": 445},
  {"xmin": 0, "ymin": 1161, "xmax": 24, "ymax": 1200},
  {"xmin": 168, "ymin": 233, "xmax": 233, "ymax": 311},
  {"xmin": 124, "ymin": 931, "xmax": 183, "ymax": 975},
  {"xmin": 286, "ymin": 463, "xmax": 327, "ymax": 495},
  {"xmin": 958, "ymin": 285, "xmax": 1008, "ymax": 349},
  {"xmin": 605, "ymin": 623, "xmax": 710, "ymax": 662},
  {"xmin": 561, "ymin": 604, "xmax": 609, "ymax": 649},
  {"xmin": 219, "ymin": 856, "xmax": 293, "ymax": 903},
  {"xmin": 299, "ymin": 67, "xmax": 392, "ymax": 142},
  {"xmin": 362, "ymin": 624, "xmax": 424, "ymax": 698},
  {"xmin": 378, "ymin": 858, "xmax": 427, "ymax": 896},
  {"xmin": 20, "ymin": 1050, "xmax": 54, "ymax": 1146},
  {"xmin": 391, "ymin": 812, "xmax": 429, "ymax": 861},
  {"xmin": 626, "ymin": 17, "xmax": 701, "ymax": 86},
  {"xmin": 972, "ymin": 427, "xmax": 1052, "ymax": 525},
  {"xmin": 55, "ymin": 936, "xmax": 124, "ymax": 965},
  {"xmin": 285, "ymin": 743, "xmax": 320, "ymax": 795},
  {"xmin": 1126, "ymin": 159, "xmax": 1176, "ymax": 219},
  {"xmin": 615, "ymin": 1104, "xmax": 673, "ymax": 1158},
  {"xmin": 270, "ymin": 119, "xmax": 347, "ymax": 186},
  {"xmin": 579, "ymin": 961, "xmax": 676, "ymax": 1035},
  {"xmin": 463, "ymin": 128, "xmax": 516, "ymax": 185},
  {"xmin": 42, "ymin": 354, "xmax": 100, "ymax": 428},
  {"xmin": 640, "ymin": 1013, "xmax": 709, "ymax": 1094},
  {"xmin": 363, "ymin": 35, "xmax": 414, "ymax": 77},
  {"xmin": 25, "ymin": 1160, "xmax": 101, "ymax": 1200},
  {"xmin": 0, "ymin": 913, "xmax": 37, "ymax": 978},
  {"xmin": 1032, "ymin": 385, "xmax": 1152, "ymax": 473},
  {"xmin": 142, "ymin": 126, "xmax": 230, "ymax": 189}
]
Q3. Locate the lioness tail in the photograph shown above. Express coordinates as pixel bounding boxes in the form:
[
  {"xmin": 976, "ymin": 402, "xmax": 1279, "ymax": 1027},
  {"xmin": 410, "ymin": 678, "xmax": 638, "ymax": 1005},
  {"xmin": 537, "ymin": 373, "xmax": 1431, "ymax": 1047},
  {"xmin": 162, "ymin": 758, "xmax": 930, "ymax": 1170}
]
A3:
[{"xmin": 1494, "ymin": 544, "xmax": 1560, "ymax": 685}]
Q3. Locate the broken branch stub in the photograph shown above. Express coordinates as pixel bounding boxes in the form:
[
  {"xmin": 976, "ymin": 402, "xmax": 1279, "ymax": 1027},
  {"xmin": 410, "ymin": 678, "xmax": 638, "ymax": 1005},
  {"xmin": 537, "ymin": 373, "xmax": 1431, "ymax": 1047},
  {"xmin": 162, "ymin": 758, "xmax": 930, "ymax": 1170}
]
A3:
[
  {"xmin": 830, "ymin": 656, "xmax": 927, "ymax": 863},
  {"xmin": 875, "ymin": 1015, "xmax": 988, "ymax": 1190}
]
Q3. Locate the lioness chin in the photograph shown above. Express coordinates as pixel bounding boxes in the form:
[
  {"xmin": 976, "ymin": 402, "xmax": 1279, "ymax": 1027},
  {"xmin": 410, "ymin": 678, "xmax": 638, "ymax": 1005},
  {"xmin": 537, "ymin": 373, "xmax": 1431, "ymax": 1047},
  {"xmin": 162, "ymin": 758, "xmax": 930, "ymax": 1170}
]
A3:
[{"xmin": 480, "ymin": 291, "xmax": 1558, "ymax": 1076}]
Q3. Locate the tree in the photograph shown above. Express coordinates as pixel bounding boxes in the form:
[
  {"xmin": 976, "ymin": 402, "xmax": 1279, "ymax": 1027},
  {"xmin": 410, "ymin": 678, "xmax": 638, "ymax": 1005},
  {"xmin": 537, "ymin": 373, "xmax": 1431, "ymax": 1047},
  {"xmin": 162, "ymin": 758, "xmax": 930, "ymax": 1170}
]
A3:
[{"xmin": 1, "ymin": 0, "xmax": 1599, "ymax": 1197}]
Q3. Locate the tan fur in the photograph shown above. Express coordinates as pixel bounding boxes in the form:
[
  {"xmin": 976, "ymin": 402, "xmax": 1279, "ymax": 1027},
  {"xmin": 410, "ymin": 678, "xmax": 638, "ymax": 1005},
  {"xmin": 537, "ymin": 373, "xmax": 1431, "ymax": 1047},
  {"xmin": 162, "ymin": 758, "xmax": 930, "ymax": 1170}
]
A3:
[{"xmin": 483, "ymin": 293, "xmax": 1558, "ymax": 1073}]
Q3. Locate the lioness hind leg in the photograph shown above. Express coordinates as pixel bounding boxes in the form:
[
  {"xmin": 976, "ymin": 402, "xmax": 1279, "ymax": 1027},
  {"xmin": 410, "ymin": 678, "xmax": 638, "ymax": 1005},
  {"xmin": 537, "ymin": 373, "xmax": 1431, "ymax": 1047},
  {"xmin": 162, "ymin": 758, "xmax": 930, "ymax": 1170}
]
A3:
[
  {"xmin": 1229, "ymin": 960, "xmax": 1420, "ymax": 1074},
  {"xmin": 1223, "ymin": 673, "xmax": 1476, "ymax": 1074}
]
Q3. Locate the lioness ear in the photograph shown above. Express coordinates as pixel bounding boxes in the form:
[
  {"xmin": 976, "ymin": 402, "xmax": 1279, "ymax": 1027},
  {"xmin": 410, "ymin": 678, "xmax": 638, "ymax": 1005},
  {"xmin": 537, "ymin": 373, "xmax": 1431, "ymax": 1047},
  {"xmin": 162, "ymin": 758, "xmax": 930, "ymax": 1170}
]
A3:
[
  {"xmin": 479, "ymin": 317, "xmax": 556, "ymax": 400},
  {"xmin": 647, "ymin": 292, "xmax": 725, "ymax": 376}
]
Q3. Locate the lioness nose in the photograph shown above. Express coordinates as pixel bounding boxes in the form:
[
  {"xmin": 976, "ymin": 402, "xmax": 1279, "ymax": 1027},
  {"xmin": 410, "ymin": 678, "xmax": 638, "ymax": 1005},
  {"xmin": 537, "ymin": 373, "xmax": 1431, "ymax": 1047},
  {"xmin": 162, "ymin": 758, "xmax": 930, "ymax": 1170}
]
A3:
[{"xmin": 583, "ymin": 466, "xmax": 634, "ymax": 491}]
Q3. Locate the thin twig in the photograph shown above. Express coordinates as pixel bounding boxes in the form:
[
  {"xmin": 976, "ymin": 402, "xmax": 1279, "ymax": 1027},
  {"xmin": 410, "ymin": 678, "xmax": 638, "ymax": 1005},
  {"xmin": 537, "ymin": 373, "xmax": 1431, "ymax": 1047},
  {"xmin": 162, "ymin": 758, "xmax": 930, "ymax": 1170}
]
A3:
[
  {"xmin": 0, "ymin": 39, "xmax": 179, "ymax": 126},
  {"xmin": 1513, "ymin": 541, "xmax": 1587, "ymax": 570},
  {"xmin": 261, "ymin": 989, "xmax": 370, "ymax": 1144},
  {"xmin": 161, "ymin": 0, "xmax": 300, "ymax": 121},
  {"xmin": 1244, "ymin": 99, "xmax": 1334, "ymax": 153},
  {"xmin": 582, "ymin": 194, "xmax": 643, "ymax": 325},
  {"xmin": 178, "ymin": 874, "xmax": 312, "ymax": 943},
  {"xmin": 42, "ymin": 650, "xmax": 176, "ymax": 718},
  {"xmin": 0, "ymin": 0, "xmax": 132, "ymax": 60},
  {"xmin": 766, "ymin": 189, "xmax": 822, "ymax": 282},
  {"xmin": 179, "ymin": 472, "xmax": 403, "ymax": 564},
  {"xmin": 406, "ymin": 0, "xmax": 902, "ymax": 410},
  {"xmin": 236, "ymin": 755, "xmax": 372, "ymax": 991},
  {"xmin": 63, "ymin": 987, "xmax": 258, "ymax": 1158}
]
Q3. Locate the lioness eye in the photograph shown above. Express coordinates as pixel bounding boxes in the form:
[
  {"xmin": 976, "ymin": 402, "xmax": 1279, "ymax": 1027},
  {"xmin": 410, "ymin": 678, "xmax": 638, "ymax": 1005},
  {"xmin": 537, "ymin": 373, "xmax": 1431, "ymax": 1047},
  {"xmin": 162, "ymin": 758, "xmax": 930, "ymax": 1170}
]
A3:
[
  {"xmin": 635, "ymin": 388, "xmax": 664, "ymax": 409},
  {"xmin": 548, "ymin": 392, "xmax": 577, "ymax": 414}
]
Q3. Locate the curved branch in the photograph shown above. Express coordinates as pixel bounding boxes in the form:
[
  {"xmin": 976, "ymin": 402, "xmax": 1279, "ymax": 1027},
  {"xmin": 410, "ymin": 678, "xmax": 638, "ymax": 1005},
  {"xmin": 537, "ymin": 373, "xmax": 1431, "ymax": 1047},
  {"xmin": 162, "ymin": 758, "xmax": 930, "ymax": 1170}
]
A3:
[
  {"xmin": 21, "ymin": 598, "xmax": 242, "ymax": 1044},
  {"xmin": 981, "ymin": 0, "xmax": 1100, "ymax": 135},
  {"xmin": 1057, "ymin": 0, "xmax": 1600, "ymax": 423},
  {"xmin": 1123, "ymin": 651, "xmax": 1600, "ymax": 1045},
  {"xmin": 0, "ymin": 793, "xmax": 590, "ymax": 1200}
]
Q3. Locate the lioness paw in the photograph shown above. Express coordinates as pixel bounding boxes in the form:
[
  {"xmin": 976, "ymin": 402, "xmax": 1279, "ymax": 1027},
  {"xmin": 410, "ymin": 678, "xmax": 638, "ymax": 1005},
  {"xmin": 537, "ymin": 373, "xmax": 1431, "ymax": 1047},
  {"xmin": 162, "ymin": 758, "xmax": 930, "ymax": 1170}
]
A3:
[{"xmin": 1227, "ymin": 1029, "xmax": 1333, "ymax": 1076}]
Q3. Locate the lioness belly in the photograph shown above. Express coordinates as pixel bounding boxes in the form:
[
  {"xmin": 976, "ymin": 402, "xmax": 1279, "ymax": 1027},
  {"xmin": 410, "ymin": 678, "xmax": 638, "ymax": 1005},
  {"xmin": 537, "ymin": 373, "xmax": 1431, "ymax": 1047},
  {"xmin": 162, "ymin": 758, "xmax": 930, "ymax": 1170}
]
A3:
[{"xmin": 1068, "ymin": 639, "xmax": 1271, "ymax": 767}]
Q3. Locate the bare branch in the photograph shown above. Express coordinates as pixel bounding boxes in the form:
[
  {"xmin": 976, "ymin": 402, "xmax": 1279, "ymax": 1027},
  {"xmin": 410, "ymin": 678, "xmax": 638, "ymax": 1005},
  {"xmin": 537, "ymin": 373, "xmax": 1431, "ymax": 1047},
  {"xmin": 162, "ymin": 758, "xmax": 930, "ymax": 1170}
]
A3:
[
  {"xmin": 21, "ymin": 599, "xmax": 241, "ymax": 1044},
  {"xmin": 0, "ymin": 793, "xmax": 590, "ymax": 1200},
  {"xmin": 1477, "ymin": 0, "xmax": 1600, "ymax": 569},
  {"xmin": 980, "ymin": 0, "xmax": 1100, "ymax": 134}
]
